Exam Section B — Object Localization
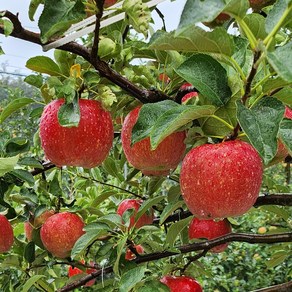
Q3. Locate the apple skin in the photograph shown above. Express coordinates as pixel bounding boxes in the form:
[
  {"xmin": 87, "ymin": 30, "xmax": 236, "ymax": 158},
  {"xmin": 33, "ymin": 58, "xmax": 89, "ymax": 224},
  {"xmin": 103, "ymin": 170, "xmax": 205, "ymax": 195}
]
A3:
[
  {"xmin": 181, "ymin": 92, "xmax": 199, "ymax": 104},
  {"xmin": 24, "ymin": 222, "xmax": 33, "ymax": 242},
  {"xmin": 125, "ymin": 244, "xmax": 144, "ymax": 260},
  {"xmin": 160, "ymin": 275, "xmax": 202, "ymax": 292},
  {"xmin": 249, "ymin": 0, "xmax": 276, "ymax": 11},
  {"xmin": 203, "ymin": 13, "xmax": 230, "ymax": 28},
  {"xmin": 180, "ymin": 140, "xmax": 263, "ymax": 219},
  {"xmin": 40, "ymin": 212, "xmax": 85, "ymax": 258},
  {"xmin": 188, "ymin": 218, "xmax": 232, "ymax": 253},
  {"xmin": 39, "ymin": 99, "xmax": 114, "ymax": 169},
  {"xmin": 121, "ymin": 107, "xmax": 186, "ymax": 176},
  {"xmin": 0, "ymin": 215, "xmax": 14, "ymax": 253},
  {"xmin": 117, "ymin": 199, "xmax": 154, "ymax": 229},
  {"xmin": 68, "ymin": 260, "xmax": 96, "ymax": 287},
  {"xmin": 104, "ymin": 0, "xmax": 117, "ymax": 8}
]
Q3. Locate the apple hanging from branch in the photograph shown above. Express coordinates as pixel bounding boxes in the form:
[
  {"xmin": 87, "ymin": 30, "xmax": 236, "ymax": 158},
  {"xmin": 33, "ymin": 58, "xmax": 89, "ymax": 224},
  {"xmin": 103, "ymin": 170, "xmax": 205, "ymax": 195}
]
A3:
[
  {"xmin": 180, "ymin": 140, "xmax": 263, "ymax": 219},
  {"xmin": 121, "ymin": 107, "xmax": 186, "ymax": 176},
  {"xmin": 40, "ymin": 99, "xmax": 114, "ymax": 169},
  {"xmin": 0, "ymin": 215, "xmax": 14, "ymax": 253}
]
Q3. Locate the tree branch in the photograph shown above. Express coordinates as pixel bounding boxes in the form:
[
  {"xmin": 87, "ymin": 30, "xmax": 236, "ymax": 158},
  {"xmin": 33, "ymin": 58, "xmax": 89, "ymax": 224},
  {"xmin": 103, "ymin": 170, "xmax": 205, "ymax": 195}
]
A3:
[
  {"xmin": 58, "ymin": 232, "xmax": 292, "ymax": 292},
  {"xmin": 252, "ymin": 281, "xmax": 292, "ymax": 292},
  {"xmin": 0, "ymin": 10, "xmax": 170, "ymax": 104}
]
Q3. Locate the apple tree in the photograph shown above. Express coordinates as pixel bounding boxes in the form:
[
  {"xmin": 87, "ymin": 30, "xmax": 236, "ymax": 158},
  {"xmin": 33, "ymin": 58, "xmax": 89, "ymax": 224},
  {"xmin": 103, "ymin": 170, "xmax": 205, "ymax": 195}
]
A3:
[{"xmin": 0, "ymin": 0, "xmax": 292, "ymax": 291}]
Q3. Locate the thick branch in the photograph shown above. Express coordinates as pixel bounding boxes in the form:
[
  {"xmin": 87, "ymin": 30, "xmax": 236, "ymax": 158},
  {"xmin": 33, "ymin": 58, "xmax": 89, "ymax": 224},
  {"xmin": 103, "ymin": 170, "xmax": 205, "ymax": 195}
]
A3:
[
  {"xmin": 252, "ymin": 281, "xmax": 292, "ymax": 292},
  {"xmin": 58, "ymin": 232, "xmax": 292, "ymax": 292},
  {"xmin": 0, "ymin": 10, "xmax": 170, "ymax": 104}
]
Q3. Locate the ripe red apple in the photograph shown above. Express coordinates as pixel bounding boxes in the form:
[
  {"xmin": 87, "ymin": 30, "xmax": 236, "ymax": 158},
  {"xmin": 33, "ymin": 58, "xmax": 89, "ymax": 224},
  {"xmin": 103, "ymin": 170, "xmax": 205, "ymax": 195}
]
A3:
[
  {"xmin": 160, "ymin": 275, "xmax": 202, "ymax": 292},
  {"xmin": 117, "ymin": 199, "xmax": 154, "ymax": 229},
  {"xmin": 125, "ymin": 244, "xmax": 144, "ymax": 260},
  {"xmin": 121, "ymin": 107, "xmax": 186, "ymax": 176},
  {"xmin": 188, "ymin": 218, "xmax": 232, "ymax": 253},
  {"xmin": 0, "ymin": 215, "xmax": 14, "ymax": 253},
  {"xmin": 180, "ymin": 140, "xmax": 263, "ymax": 219},
  {"xmin": 40, "ymin": 212, "xmax": 85, "ymax": 258},
  {"xmin": 39, "ymin": 98, "xmax": 114, "ymax": 168},
  {"xmin": 68, "ymin": 260, "xmax": 96, "ymax": 287}
]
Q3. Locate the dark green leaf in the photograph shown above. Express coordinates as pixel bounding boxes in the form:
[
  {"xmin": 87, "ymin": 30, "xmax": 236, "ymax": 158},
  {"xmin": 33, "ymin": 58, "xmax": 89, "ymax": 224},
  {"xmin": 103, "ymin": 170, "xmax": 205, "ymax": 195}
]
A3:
[
  {"xmin": 29, "ymin": 0, "xmax": 44, "ymax": 21},
  {"xmin": 132, "ymin": 100, "xmax": 179, "ymax": 145},
  {"xmin": 21, "ymin": 275, "xmax": 46, "ymax": 292},
  {"xmin": 135, "ymin": 196, "xmax": 164, "ymax": 223},
  {"xmin": 265, "ymin": 251, "xmax": 290, "ymax": 268},
  {"xmin": 0, "ymin": 98, "xmax": 35, "ymax": 123},
  {"xmin": 159, "ymin": 200, "xmax": 185, "ymax": 225},
  {"xmin": 237, "ymin": 97, "xmax": 285, "ymax": 164},
  {"xmin": 150, "ymin": 105, "xmax": 215, "ymax": 150},
  {"xmin": 165, "ymin": 216, "xmax": 193, "ymax": 248},
  {"xmin": 267, "ymin": 41, "xmax": 292, "ymax": 82},
  {"xmin": 243, "ymin": 14, "xmax": 267, "ymax": 40},
  {"xmin": 18, "ymin": 157, "xmax": 43, "ymax": 169},
  {"xmin": 114, "ymin": 236, "xmax": 127, "ymax": 276},
  {"xmin": 176, "ymin": 54, "xmax": 232, "ymax": 106},
  {"xmin": 119, "ymin": 265, "xmax": 147, "ymax": 292},
  {"xmin": 103, "ymin": 157, "xmax": 124, "ymax": 182},
  {"xmin": 57, "ymin": 97, "xmax": 80, "ymax": 127},
  {"xmin": 11, "ymin": 170, "xmax": 35, "ymax": 186},
  {"xmin": 5, "ymin": 138, "xmax": 30, "ymax": 156},
  {"xmin": 138, "ymin": 279, "xmax": 169, "ymax": 292},
  {"xmin": 39, "ymin": 0, "xmax": 85, "ymax": 43},
  {"xmin": 24, "ymin": 242, "xmax": 36, "ymax": 263},
  {"xmin": 26, "ymin": 56, "xmax": 62, "ymax": 76},
  {"xmin": 147, "ymin": 177, "xmax": 165, "ymax": 195},
  {"xmin": 279, "ymin": 119, "xmax": 292, "ymax": 153}
]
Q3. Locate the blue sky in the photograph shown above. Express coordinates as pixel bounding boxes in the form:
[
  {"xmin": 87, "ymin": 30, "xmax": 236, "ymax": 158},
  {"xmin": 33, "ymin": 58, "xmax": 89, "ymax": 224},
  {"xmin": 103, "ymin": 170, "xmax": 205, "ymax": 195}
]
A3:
[{"xmin": 0, "ymin": 0, "xmax": 186, "ymax": 76}]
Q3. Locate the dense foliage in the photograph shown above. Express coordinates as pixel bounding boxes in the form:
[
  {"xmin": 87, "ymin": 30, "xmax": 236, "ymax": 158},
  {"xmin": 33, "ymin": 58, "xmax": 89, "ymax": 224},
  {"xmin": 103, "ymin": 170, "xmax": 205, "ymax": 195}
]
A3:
[{"xmin": 0, "ymin": 0, "xmax": 292, "ymax": 291}]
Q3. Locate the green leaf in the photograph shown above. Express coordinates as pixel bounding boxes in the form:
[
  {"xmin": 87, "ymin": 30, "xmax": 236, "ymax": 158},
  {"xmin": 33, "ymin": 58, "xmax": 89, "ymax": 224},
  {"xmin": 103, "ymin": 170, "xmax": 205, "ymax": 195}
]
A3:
[
  {"xmin": 57, "ymin": 97, "xmax": 80, "ymax": 127},
  {"xmin": 0, "ymin": 98, "xmax": 35, "ymax": 123},
  {"xmin": 159, "ymin": 201, "xmax": 185, "ymax": 225},
  {"xmin": 99, "ymin": 214, "xmax": 122, "ymax": 229},
  {"xmin": 138, "ymin": 279, "xmax": 169, "ymax": 292},
  {"xmin": 11, "ymin": 170, "xmax": 35, "ymax": 186},
  {"xmin": 176, "ymin": 54, "xmax": 232, "ymax": 106},
  {"xmin": 0, "ymin": 19, "xmax": 14, "ymax": 36},
  {"xmin": 147, "ymin": 177, "xmax": 165, "ymax": 195},
  {"xmin": 114, "ymin": 236, "xmax": 127, "ymax": 276},
  {"xmin": 260, "ymin": 205, "xmax": 290, "ymax": 221},
  {"xmin": 24, "ymin": 74, "xmax": 43, "ymax": 88},
  {"xmin": 178, "ymin": 0, "xmax": 226, "ymax": 29},
  {"xmin": 265, "ymin": 251, "xmax": 290, "ymax": 268},
  {"xmin": 119, "ymin": 265, "xmax": 147, "ymax": 292},
  {"xmin": 243, "ymin": 14, "xmax": 267, "ymax": 40},
  {"xmin": 150, "ymin": 105, "xmax": 215, "ymax": 150},
  {"xmin": 92, "ymin": 190, "xmax": 115, "ymax": 208},
  {"xmin": 5, "ymin": 138, "xmax": 30, "ymax": 156},
  {"xmin": 135, "ymin": 196, "xmax": 165, "ymax": 223},
  {"xmin": 18, "ymin": 157, "xmax": 43, "ymax": 169},
  {"xmin": 165, "ymin": 216, "xmax": 193, "ymax": 248},
  {"xmin": 29, "ymin": 0, "xmax": 44, "ymax": 21},
  {"xmin": 267, "ymin": 41, "xmax": 292, "ymax": 82},
  {"xmin": 103, "ymin": 157, "xmax": 124, "ymax": 182},
  {"xmin": 224, "ymin": 0, "xmax": 249, "ymax": 18},
  {"xmin": 71, "ymin": 227, "xmax": 107, "ymax": 259},
  {"xmin": 39, "ymin": 0, "xmax": 85, "ymax": 43},
  {"xmin": 279, "ymin": 119, "xmax": 292, "ymax": 154},
  {"xmin": 237, "ymin": 97, "xmax": 285, "ymax": 164},
  {"xmin": 24, "ymin": 242, "xmax": 36, "ymax": 263},
  {"xmin": 21, "ymin": 275, "xmax": 45, "ymax": 292},
  {"xmin": 265, "ymin": 0, "xmax": 292, "ymax": 34},
  {"xmin": 149, "ymin": 27, "xmax": 235, "ymax": 57},
  {"xmin": 26, "ymin": 56, "xmax": 62, "ymax": 76},
  {"xmin": 0, "ymin": 156, "xmax": 19, "ymax": 177},
  {"xmin": 132, "ymin": 100, "xmax": 179, "ymax": 145}
]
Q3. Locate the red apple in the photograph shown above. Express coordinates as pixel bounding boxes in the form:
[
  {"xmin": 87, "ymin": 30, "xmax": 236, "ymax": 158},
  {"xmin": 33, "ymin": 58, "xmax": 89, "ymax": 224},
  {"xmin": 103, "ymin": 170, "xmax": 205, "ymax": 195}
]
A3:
[
  {"xmin": 158, "ymin": 73, "xmax": 170, "ymax": 84},
  {"xmin": 160, "ymin": 275, "xmax": 202, "ymax": 292},
  {"xmin": 117, "ymin": 199, "xmax": 154, "ymax": 229},
  {"xmin": 203, "ymin": 13, "xmax": 230, "ymax": 28},
  {"xmin": 39, "ymin": 98, "xmax": 114, "ymax": 168},
  {"xmin": 24, "ymin": 221, "xmax": 33, "ymax": 242},
  {"xmin": 0, "ymin": 214, "xmax": 14, "ymax": 254},
  {"xmin": 68, "ymin": 260, "xmax": 96, "ymax": 287},
  {"xmin": 104, "ymin": 0, "xmax": 117, "ymax": 8},
  {"xmin": 179, "ymin": 83, "xmax": 193, "ymax": 91},
  {"xmin": 40, "ymin": 212, "xmax": 85, "ymax": 258},
  {"xmin": 188, "ymin": 218, "xmax": 232, "ymax": 253},
  {"xmin": 125, "ymin": 244, "xmax": 144, "ymax": 260},
  {"xmin": 121, "ymin": 107, "xmax": 186, "ymax": 176},
  {"xmin": 0, "ymin": 215, "xmax": 14, "ymax": 253},
  {"xmin": 180, "ymin": 140, "xmax": 263, "ymax": 219}
]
